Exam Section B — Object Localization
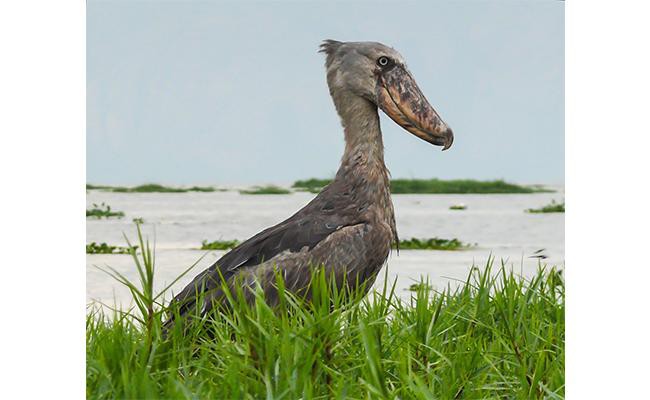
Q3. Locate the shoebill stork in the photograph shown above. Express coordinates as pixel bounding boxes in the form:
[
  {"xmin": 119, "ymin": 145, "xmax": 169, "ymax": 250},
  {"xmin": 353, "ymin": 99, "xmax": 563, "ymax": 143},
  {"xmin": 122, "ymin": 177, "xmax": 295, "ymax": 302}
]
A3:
[{"xmin": 164, "ymin": 40, "xmax": 453, "ymax": 328}]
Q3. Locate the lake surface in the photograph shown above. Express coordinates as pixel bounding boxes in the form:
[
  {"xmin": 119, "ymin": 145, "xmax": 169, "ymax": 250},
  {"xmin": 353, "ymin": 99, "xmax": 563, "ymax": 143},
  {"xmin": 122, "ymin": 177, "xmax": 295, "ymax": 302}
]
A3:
[{"xmin": 86, "ymin": 187, "xmax": 564, "ymax": 307}]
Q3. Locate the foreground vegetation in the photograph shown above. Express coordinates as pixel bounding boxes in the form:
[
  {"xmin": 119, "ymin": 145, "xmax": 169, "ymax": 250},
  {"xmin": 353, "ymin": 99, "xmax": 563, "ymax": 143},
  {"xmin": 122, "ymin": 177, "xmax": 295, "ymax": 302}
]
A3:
[
  {"xmin": 86, "ymin": 203, "xmax": 124, "ymax": 219},
  {"xmin": 526, "ymin": 200, "xmax": 565, "ymax": 214},
  {"xmin": 292, "ymin": 178, "xmax": 552, "ymax": 194},
  {"xmin": 87, "ymin": 226, "xmax": 564, "ymax": 399},
  {"xmin": 86, "ymin": 183, "xmax": 216, "ymax": 193}
]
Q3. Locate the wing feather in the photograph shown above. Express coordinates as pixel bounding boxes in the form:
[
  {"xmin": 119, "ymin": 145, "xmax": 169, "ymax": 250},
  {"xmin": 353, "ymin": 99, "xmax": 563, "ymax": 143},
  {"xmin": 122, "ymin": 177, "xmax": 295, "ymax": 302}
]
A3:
[{"xmin": 165, "ymin": 180, "xmax": 364, "ymax": 324}]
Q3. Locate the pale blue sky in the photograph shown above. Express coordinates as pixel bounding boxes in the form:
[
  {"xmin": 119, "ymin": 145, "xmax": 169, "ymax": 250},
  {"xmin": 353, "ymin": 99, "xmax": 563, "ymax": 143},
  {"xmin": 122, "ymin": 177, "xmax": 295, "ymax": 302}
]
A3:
[{"xmin": 87, "ymin": 1, "xmax": 564, "ymax": 185}]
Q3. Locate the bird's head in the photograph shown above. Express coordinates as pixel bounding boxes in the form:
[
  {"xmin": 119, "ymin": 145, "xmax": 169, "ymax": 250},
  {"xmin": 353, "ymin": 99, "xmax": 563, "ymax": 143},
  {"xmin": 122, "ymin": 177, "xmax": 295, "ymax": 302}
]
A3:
[{"xmin": 320, "ymin": 40, "xmax": 453, "ymax": 151}]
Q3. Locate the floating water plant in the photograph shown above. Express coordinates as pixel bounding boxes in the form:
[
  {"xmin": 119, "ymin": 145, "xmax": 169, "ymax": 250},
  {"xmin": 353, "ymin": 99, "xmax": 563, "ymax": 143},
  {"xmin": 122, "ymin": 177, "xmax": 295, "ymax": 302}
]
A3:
[
  {"xmin": 526, "ymin": 200, "xmax": 565, "ymax": 213},
  {"xmin": 200, "ymin": 239, "xmax": 240, "ymax": 250},
  {"xmin": 396, "ymin": 237, "xmax": 473, "ymax": 250},
  {"xmin": 86, "ymin": 202, "xmax": 125, "ymax": 219},
  {"xmin": 239, "ymin": 185, "xmax": 292, "ymax": 195},
  {"xmin": 86, "ymin": 242, "xmax": 137, "ymax": 255}
]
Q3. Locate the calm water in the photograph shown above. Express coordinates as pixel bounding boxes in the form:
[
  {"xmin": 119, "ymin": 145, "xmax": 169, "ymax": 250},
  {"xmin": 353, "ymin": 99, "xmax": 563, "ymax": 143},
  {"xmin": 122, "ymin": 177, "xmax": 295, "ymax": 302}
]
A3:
[{"xmin": 86, "ymin": 187, "xmax": 564, "ymax": 307}]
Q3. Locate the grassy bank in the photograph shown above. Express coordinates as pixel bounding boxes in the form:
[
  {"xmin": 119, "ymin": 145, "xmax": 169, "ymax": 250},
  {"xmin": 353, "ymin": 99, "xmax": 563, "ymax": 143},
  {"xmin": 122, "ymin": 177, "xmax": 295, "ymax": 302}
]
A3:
[
  {"xmin": 87, "ymin": 227, "xmax": 564, "ymax": 399},
  {"xmin": 292, "ymin": 178, "xmax": 552, "ymax": 194},
  {"xmin": 87, "ymin": 183, "xmax": 216, "ymax": 193}
]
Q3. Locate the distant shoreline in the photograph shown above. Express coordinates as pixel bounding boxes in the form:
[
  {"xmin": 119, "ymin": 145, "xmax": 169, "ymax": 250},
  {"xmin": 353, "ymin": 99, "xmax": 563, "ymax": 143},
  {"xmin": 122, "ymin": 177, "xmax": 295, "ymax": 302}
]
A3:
[{"xmin": 87, "ymin": 178, "xmax": 559, "ymax": 195}]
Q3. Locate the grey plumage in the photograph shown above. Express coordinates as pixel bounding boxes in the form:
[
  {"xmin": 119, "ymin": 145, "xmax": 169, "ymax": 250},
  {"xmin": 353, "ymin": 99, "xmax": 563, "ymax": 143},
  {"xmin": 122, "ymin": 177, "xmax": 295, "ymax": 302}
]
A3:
[{"xmin": 164, "ymin": 40, "xmax": 453, "ymax": 330}]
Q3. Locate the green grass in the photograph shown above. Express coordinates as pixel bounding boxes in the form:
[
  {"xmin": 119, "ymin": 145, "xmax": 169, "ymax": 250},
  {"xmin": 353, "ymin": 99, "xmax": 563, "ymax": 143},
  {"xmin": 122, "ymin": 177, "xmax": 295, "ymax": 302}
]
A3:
[
  {"xmin": 200, "ymin": 239, "xmax": 240, "ymax": 250},
  {"xmin": 292, "ymin": 178, "xmax": 553, "ymax": 194},
  {"xmin": 86, "ymin": 242, "xmax": 138, "ymax": 255},
  {"xmin": 87, "ymin": 183, "xmax": 216, "ymax": 193},
  {"xmin": 87, "ymin": 224, "xmax": 564, "ymax": 399},
  {"xmin": 239, "ymin": 185, "xmax": 292, "ymax": 195},
  {"xmin": 526, "ymin": 200, "xmax": 565, "ymax": 214},
  {"xmin": 396, "ymin": 237, "xmax": 473, "ymax": 250},
  {"xmin": 86, "ymin": 202, "xmax": 125, "ymax": 219}
]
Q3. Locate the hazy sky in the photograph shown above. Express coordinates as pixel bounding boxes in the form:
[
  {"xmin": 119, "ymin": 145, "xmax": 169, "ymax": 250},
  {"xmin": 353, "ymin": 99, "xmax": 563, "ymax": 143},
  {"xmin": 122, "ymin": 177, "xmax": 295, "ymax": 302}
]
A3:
[{"xmin": 87, "ymin": 1, "xmax": 564, "ymax": 185}]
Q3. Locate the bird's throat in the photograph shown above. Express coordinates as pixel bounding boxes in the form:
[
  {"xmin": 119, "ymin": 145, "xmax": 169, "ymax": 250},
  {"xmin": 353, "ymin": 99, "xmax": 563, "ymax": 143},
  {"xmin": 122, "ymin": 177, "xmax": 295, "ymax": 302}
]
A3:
[{"xmin": 334, "ymin": 93, "xmax": 392, "ymax": 206}]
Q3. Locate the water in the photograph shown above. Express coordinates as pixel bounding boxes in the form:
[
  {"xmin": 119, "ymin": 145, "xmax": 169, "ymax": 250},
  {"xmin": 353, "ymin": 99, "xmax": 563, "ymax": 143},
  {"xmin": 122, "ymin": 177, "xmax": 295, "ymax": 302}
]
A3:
[{"xmin": 86, "ymin": 187, "xmax": 564, "ymax": 307}]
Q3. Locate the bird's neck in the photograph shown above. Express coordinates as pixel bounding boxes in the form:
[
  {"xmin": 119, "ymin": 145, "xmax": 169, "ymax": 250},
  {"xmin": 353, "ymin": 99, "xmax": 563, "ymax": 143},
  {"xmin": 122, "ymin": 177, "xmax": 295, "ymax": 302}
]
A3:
[
  {"xmin": 333, "ymin": 94, "xmax": 388, "ymax": 179},
  {"xmin": 331, "ymin": 92, "xmax": 397, "ymax": 244}
]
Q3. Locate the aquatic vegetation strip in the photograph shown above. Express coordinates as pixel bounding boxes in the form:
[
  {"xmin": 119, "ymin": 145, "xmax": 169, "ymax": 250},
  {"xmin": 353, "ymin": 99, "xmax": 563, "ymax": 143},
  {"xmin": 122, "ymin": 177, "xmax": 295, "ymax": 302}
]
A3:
[
  {"xmin": 199, "ymin": 237, "xmax": 473, "ymax": 251},
  {"xmin": 86, "ymin": 183, "xmax": 216, "ymax": 193},
  {"xmin": 87, "ymin": 226, "xmax": 564, "ymax": 399},
  {"xmin": 526, "ymin": 200, "xmax": 565, "ymax": 213},
  {"xmin": 86, "ymin": 203, "xmax": 125, "ymax": 219},
  {"xmin": 293, "ymin": 178, "xmax": 553, "ymax": 194},
  {"xmin": 239, "ymin": 185, "xmax": 292, "ymax": 195}
]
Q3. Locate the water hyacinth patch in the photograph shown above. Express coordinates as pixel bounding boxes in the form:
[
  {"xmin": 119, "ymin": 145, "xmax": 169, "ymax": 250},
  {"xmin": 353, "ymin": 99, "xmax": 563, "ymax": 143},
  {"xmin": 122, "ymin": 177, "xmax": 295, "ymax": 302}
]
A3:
[
  {"xmin": 396, "ymin": 237, "xmax": 473, "ymax": 250},
  {"xmin": 86, "ymin": 202, "xmax": 125, "ymax": 219},
  {"xmin": 526, "ymin": 200, "xmax": 565, "ymax": 213},
  {"xmin": 200, "ymin": 239, "xmax": 240, "ymax": 250},
  {"xmin": 86, "ymin": 242, "xmax": 138, "ymax": 255}
]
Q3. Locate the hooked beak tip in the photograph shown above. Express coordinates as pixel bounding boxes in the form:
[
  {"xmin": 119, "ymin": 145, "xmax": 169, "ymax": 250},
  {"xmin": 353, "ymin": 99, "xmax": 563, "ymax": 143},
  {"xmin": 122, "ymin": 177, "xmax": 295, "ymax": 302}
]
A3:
[{"xmin": 441, "ymin": 128, "xmax": 454, "ymax": 151}]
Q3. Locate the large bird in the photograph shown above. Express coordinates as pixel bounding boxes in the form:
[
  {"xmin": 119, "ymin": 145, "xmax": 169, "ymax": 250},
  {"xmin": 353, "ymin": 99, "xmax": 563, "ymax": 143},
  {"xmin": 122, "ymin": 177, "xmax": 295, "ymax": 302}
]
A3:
[{"xmin": 164, "ymin": 40, "xmax": 453, "ymax": 328}]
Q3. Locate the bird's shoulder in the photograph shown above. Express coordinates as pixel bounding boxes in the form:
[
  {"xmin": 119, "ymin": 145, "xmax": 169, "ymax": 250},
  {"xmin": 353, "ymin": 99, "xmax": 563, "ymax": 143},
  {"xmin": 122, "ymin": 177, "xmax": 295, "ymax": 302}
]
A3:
[{"xmin": 212, "ymin": 179, "xmax": 364, "ymax": 273}]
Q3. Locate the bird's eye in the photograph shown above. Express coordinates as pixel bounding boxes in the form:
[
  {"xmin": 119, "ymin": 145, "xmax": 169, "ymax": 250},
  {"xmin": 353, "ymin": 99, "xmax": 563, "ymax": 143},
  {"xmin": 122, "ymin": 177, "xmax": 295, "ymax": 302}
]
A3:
[{"xmin": 377, "ymin": 56, "xmax": 391, "ymax": 67}]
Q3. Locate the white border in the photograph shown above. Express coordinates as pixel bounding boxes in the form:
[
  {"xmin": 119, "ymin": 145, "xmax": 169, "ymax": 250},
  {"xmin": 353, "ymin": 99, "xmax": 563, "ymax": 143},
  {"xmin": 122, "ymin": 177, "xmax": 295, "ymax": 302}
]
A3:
[
  {"xmin": 2, "ymin": 0, "xmax": 650, "ymax": 397},
  {"xmin": 567, "ymin": 0, "xmax": 650, "ymax": 398},
  {"xmin": 0, "ymin": 1, "xmax": 85, "ymax": 397}
]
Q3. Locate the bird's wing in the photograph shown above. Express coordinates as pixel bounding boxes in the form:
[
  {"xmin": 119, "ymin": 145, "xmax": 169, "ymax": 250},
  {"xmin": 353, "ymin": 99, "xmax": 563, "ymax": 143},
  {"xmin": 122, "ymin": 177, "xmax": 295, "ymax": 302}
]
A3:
[{"xmin": 166, "ymin": 182, "xmax": 363, "ymax": 317}]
